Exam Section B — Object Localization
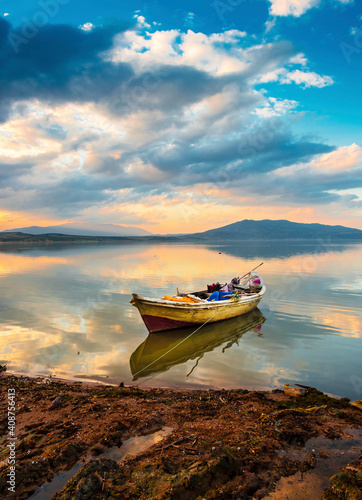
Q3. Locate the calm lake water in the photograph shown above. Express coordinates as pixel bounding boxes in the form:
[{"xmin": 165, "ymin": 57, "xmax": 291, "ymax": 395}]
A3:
[{"xmin": 0, "ymin": 242, "xmax": 361, "ymax": 399}]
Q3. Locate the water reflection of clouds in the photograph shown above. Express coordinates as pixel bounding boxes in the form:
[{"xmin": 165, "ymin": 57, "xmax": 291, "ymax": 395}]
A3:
[
  {"xmin": 0, "ymin": 243, "xmax": 361, "ymax": 398},
  {"xmin": 0, "ymin": 254, "xmax": 70, "ymax": 276},
  {"xmin": 330, "ymin": 278, "xmax": 362, "ymax": 293}
]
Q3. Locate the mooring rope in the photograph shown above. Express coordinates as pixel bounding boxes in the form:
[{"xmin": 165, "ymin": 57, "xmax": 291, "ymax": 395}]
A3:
[
  {"xmin": 121, "ymin": 295, "xmax": 238, "ymax": 385},
  {"xmin": 121, "ymin": 263, "xmax": 263, "ymax": 386}
]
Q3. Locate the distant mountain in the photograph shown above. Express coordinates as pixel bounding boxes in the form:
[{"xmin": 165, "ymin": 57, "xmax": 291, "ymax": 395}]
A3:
[
  {"xmin": 0, "ymin": 232, "xmax": 178, "ymax": 244},
  {"xmin": 2, "ymin": 223, "xmax": 152, "ymax": 237},
  {"xmin": 189, "ymin": 219, "xmax": 362, "ymax": 241},
  {"xmin": 2, "ymin": 219, "xmax": 362, "ymax": 243}
]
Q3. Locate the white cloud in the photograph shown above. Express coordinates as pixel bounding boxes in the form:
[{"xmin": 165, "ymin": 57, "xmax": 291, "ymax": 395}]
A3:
[
  {"xmin": 110, "ymin": 28, "xmax": 247, "ymax": 76},
  {"xmin": 109, "ymin": 23, "xmax": 333, "ymax": 91},
  {"xmin": 270, "ymin": 0, "xmax": 320, "ymax": 17},
  {"xmin": 265, "ymin": 18, "xmax": 277, "ymax": 33},
  {"xmin": 257, "ymin": 67, "xmax": 333, "ymax": 87},
  {"xmin": 79, "ymin": 22, "xmax": 95, "ymax": 31},
  {"xmin": 133, "ymin": 14, "xmax": 151, "ymax": 28},
  {"xmin": 280, "ymin": 69, "xmax": 334, "ymax": 87},
  {"xmin": 185, "ymin": 12, "xmax": 195, "ymax": 26},
  {"xmin": 269, "ymin": 0, "xmax": 354, "ymax": 17},
  {"xmin": 3, "ymin": 12, "xmax": 9, "ymax": 16},
  {"xmin": 289, "ymin": 53, "xmax": 308, "ymax": 66},
  {"xmin": 254, "ymin": 97, "xmax": 299, "ymax": 118},
  {"xmin": 312, "ymin": 144, "xmax": 362, "ymax": 172},
  {"xmin": 256, "ymin": 68, "xmax": 283, "ymax": 83},
  {"xmin": 209, "ymin": 29, "xmax": 247, "ymax": 43}
]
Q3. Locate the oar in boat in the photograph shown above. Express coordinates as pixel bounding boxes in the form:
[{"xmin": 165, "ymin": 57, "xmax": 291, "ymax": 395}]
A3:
[{"xmin": 238, "ymin": 262, "xmax": 264, "ymax": 281}]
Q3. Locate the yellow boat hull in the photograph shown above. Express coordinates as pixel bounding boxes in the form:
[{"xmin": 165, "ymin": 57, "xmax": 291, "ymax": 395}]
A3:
[
  {"xmin": 130, "ymin": 308, "xmax": 266, "ymax": 380},
  {"xmin": 130, "ymin": 286, "xmax": 266, "ymax": 333}
]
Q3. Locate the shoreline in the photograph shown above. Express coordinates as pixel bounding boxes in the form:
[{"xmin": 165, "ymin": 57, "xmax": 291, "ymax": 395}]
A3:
[
  {"xmin": 1, "ymin": 374, "xmax": 361, "ymax": 499},
  {"xmin": 5, "ymin": 369, "xmax": 346, "ymax": 402},
  {"xmin": 1, "ymin": 233, "xmax": 362, "ymax": 247},
  {"xmin": 4, "ymin": 368, "xmax": 276, "ymax": 393}
]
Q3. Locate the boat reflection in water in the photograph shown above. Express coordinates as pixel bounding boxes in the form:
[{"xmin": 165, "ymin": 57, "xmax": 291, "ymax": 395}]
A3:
[{"xmin": 130, "ymin": 308, "xmax": 265, "ymax": 381}]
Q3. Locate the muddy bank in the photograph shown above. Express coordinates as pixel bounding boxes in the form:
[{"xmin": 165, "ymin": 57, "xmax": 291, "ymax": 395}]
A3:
[{"xmin": 0, "ymin": 374, "xmax": 361, "ymax": 499}]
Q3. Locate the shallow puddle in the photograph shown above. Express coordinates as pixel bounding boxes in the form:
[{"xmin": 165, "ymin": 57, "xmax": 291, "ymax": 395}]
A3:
[
  {"xmin": 99, "ymin": 426, "xmax": 173, "ymax": 461},
  {"xmin": 266, "ymin": 429, "xmax": 362, "ymax": 499},
  {"xmin": 29, "ymin": 461, "xmax": 85, "ymax": 500},
  {"xmin": 29, "ymin": 427, "xmax": 173, "ymax": 499}
]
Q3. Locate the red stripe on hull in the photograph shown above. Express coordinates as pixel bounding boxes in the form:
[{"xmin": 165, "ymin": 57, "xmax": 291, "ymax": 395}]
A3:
[{"xmin": 141, "ymin": 314, "xmax": 199, "ymax": 333}]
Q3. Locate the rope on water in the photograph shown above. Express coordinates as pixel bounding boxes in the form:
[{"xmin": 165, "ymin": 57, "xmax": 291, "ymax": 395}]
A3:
[
  {"xmin": 121, "ymin": 263, "xmax": 263, "ymax": 386},
  {"xmin": 121, "ymin": 296, "xmax": 237, "ymax": 385}
]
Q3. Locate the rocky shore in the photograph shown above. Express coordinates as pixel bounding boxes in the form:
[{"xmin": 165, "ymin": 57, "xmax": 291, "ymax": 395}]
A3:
[{"xmin": 0, "ymin": 374, "xmax": 361, "ymax": 499}]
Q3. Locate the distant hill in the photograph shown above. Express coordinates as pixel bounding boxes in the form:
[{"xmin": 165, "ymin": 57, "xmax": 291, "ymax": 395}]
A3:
[
  {"xmin": 1, "ymin": 219, "xmax": 362, "ymax": 244},
  {"xmin": 0, "ymin": 232, "xmax": 177, "ymax": 244},
  {"xmin": 188, "ymin": 219, "xmax": 362, "ymax": 241},
  {"xmin": 2, "ymin": 223, "xmax": 152, "ymax": 237}
]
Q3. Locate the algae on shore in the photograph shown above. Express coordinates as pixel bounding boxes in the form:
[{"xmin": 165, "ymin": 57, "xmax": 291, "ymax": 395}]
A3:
[{"xmin": 0, "ymin": 375, "xmax": 361, "ymax": 499}]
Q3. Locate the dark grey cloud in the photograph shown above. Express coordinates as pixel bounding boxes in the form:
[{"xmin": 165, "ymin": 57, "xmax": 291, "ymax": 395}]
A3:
[
  {"xmin": 36, "ymin": 123, "xmax": 67, "ymax": 140},
  {"xmin": 144, "ymin": 131, "xmax": 333, "ymax": 176},
  {"xmin": 0, "ymin": 161, "xmax": 35, "ymax": 186},
  {"xmin": 34, "ymin": 175, "xmax": 114, "ymax": 209},
  {"xmin": 273, "ymin": 168, "xmax": 362, "ymax": 203},
  {"xmin": 232, "ymin": 156, "xmax": 362, "ymax": 206},
  {"xmin": 0, "ymin": 18, "xmax": 134, "ymax": 120},
  {"xmin": 83, "ymin": 120, "xmax": 334, "ymax": 188},
  {"xmin": 114, "ymin": 65, "xmax": 225, "ymax": 114},
  {"xmin": 240, "ymin": 41, "xmax": 295, "ymax": 80},
  {"xmin": 63, "ymin": 133, "xmax": 103, "ymax": 152},
  {"xmin": 0, "ymin": 173, "xmax": 114, "ymax": 216}
]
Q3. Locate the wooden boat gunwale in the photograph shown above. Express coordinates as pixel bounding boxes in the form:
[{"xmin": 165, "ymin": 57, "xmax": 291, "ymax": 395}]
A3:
[{"xmin": 132, "ymin": 285, "xmax": 266, "ymax": 310}]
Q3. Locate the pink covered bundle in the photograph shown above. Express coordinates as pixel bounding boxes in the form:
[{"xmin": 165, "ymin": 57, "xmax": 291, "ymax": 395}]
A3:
[{"xmin": 239, "ymin": 271, "xmax": 263, "ymax": 290}]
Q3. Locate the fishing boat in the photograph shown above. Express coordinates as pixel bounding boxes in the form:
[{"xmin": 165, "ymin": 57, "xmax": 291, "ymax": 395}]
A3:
[
  {"xmin": 130, "ymin": 308, "xmax": 265, "ymax": 380},
  {"xmin": 130, "ymin": 267, "xmax": 266, "ymax": 333}
]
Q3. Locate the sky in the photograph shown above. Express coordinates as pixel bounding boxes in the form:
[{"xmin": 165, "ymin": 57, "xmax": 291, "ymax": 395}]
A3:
[{"xmin": 0, "ymin": 0, "xmax": 361, "ymax": 233}]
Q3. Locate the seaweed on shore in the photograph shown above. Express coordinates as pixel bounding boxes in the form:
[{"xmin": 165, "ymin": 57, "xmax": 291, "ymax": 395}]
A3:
[{"xmin": 0, "ymin": 375, "xmax": 361, "ymax": 499}]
